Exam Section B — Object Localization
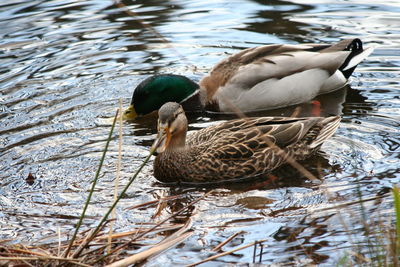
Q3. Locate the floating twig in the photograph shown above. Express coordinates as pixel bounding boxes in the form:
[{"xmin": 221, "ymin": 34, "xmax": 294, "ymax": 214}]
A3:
[
  {"xmin": 96, "ymin": 224, "xmax": 184, "ymax": 240},
  {"xmin": 212, "ymin": 231, "xmax": 244, "ymax": 252},
  {"xmin": 126, "ymin": 194, "xmax": 182, "ymax": 210},
  {"xmin": 187, "ymin": 239, "xmax": 268, "ymax": 267}
]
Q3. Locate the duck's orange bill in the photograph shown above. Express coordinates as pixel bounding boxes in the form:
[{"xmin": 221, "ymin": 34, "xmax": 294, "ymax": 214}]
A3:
[{"xmin": 150, "ymin": 125, "xmax": 171, "ymax": 154}]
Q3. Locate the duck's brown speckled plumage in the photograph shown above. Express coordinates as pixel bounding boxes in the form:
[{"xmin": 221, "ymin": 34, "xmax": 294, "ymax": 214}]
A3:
[{"xmin": 152, "ymin": 102, "xmax": 341, "ymax": 184}]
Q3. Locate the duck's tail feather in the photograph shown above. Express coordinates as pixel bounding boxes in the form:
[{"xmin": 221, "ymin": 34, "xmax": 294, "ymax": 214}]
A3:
[
  {"xmin": 310, "ymin": 116, "xmax": 341, "ymax": 149},
  {"xmin": 339, "ymin": 38, "xmax": 374, "ymax": 78}
]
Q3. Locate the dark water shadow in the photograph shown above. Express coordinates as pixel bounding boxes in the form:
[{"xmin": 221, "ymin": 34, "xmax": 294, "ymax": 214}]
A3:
[{"xmin": 245, "ymin": 0, "xmax": 314, "ymax": 42}]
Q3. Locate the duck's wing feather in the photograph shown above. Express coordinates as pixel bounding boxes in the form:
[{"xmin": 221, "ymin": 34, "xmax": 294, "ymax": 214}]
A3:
[
  {"xmin": 182, "ymin": 116, "xmax": 341, "ymax": 182},
  {"xmin": 186, "ymin": 117, "xmax": 304, "ymax": 145},
  {"xmin": 187, "ymin": 116, "xmax": 340, "ymax": 149}
]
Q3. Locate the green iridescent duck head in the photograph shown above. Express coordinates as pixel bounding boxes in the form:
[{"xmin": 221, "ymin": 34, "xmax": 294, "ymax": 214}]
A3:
[{"xmin": 123, "ymin": 74, "xmax": 198, "ymax": 120}]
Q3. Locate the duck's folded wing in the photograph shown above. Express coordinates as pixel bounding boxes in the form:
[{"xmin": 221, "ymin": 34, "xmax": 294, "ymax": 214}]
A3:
[
  {"xmin": 200, "ymin": 39, "xmax": 372, "ymax": 105},
  {"xmin": 199, "ymin": 116, "xmax": 339, "ymax": 156},
  {"xmin": 225, "ymin": 45, "xmax": 351, "ymax": 91},
  {"xmin": 186, "ymin": 117, "xmax": 302, "ymax": 145},
  {"xmin": 187, "ymin": 117, "xmax": 340, "ymax": 150},
  {"xmin": 184, "ymin": 116, "xmax": 340, "ymax": 181}
]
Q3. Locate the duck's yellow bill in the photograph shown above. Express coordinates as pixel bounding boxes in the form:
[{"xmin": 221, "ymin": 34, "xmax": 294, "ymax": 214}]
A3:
[{"xmin": 122, "ymin": 104, "xmax": 137, "ymax": 120}]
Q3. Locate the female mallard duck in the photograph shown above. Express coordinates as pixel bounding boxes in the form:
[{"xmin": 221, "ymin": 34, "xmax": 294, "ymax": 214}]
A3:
[
  {"xmin": 151, "ymin": 102, "xmax": 341, "ymax": 183},
  {"xmin": 124, "ymin": 38, "xmax": 373, "ymax": 119}
]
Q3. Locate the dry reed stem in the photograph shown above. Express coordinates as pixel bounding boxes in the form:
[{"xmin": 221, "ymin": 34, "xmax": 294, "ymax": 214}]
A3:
[
  {"xmin": 186, "ymin": 238, "xmax": 268, "ymax": 267},
  {"xmin": 80, "ymin": 244, "xmax": 109, "ymax": 258},
  {"xmin": 0, "ymin": 256, "xmax": 91, "ymax": 267},
  {"xmin": 106, "ymin": 219, "xmax": 193, "ymax": 267},
  {"xmin": 57, "ymin": 226, "xmax": 62, "ymax": 257},
  {"xmin": 72, "ymin": 222, "xmax": 109, "ymax": 259},
  {"xmin": 96, "ymin": 224, "xmax": 184, "ymax": 240},
  {"xmin": 71, "ymin": 229, "xmax": 96, "ymax": 258},
  {"xmin": 158, "ymin": 218, "xmax": 193, "ymax": 246},
  {"xmin": 91, "ymin": 191, "xmax": 212, "ymax": 264},
  {"xmin": 64, "ymin": 109, "xmax": 120, "ymax": 258},
  {"xmin": 1, "ymin": 247, "xmax": 47, "ymax": 257},
  {"xmin": 152, "ymin": 190, "xmax": 169, "ymax": 219},
  {"xmin": 126, "ymin": 194, "xmax": 182, "ymax": 210},
  {"xmin": 73, "ymin": 149, "xmax": 154, "ymax": 259},
  {"xmin": 212, "ymin": 231, "xmax": 244, "ymax": 252},
  {"xmin": 108, "ymin": 99, "xmax": 124, "ymax": 253},
  {"xmin": 106, "ymin": 232, "xmax": 193, "ymax": 267}
]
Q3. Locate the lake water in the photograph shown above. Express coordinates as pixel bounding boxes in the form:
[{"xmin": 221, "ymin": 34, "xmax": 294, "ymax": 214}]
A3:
[{"xmin": 0, "ymin": 0, "xmax": 399, "ymax": 265}]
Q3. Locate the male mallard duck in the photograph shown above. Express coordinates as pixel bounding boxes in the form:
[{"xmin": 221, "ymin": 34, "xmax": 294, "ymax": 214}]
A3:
[
  {"xmin": 124, "ymin": 38, "xmax": 373, "ymax": 119},
  {"xmin": 151, "ymin": 102, "xmax": 341, "ymax": 183}
]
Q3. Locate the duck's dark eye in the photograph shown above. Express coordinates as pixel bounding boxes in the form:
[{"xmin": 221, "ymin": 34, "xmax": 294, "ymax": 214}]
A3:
[{"xmin": 174, "ymin": 109, "xmax": 183, "ymax": 118}]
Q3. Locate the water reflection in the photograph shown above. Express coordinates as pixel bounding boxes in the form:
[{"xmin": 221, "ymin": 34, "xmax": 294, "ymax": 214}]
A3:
[
  {"xmin": 247, "ymin": 0, "xmax": 314, "ymax": 42},
  {"xmin": 271, "ymin": 214, "xmax": 332, "ymax": 265}
]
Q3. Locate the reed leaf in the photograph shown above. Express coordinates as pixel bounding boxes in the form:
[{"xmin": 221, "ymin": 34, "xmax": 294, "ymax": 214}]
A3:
[{"xmin": 64, "ymin": 109, "xmax": 119, "ymax": 257}]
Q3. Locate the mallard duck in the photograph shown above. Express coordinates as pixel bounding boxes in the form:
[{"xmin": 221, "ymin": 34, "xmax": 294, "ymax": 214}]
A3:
[
  {"xmin": 151, "ymin": 102, "xmax": 341, "ymax": 183},
  {"xmin": 124, "ymin": 38, "xmax": 373, "ymax": 119}
]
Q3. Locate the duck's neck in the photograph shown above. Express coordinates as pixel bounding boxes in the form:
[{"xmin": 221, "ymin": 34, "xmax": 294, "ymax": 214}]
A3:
[
  {"xmin": 165, "ymin": 131, "xmax": 187, "ymax": 152},
  {"xmin": 180, "ymin": 90, "xmax": 204, "ymax": 112}
]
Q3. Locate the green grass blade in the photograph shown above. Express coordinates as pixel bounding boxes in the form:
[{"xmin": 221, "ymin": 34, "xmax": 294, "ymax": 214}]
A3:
[
  {"xmin": 71, "ymin": 151, "xmax": 153, "ymax": 259},
  {"xmin": 64, "ymin": 109, "xmax": 119, "ymax": 257}
]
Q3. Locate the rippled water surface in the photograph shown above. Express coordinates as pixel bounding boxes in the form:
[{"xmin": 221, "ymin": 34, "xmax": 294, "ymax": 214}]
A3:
[{"xmin": 1, "ymin": 0, "xmax": 399, "ymax": 265}]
